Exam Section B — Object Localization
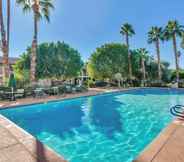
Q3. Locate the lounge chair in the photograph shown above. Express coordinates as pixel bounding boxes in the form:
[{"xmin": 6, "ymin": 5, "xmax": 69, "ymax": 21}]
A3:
[
  {"xmin": 14, "ymin": 89, "xmax": 25, "ymax": 99},
  {"xmin": 65, "ymin": 85, "xmax": 73, "ymax": 93},
  {"xmin": 0, "ymin": 90, "xmax": 4, "ymax": 100},
  {"xmin": 72, "ymin": 87, "xmax": 77, "ymax": 93},
  {"xmin": 45, "ymin": 86, "xmax": 59, "ymax": 95},
  {"xmin": 33, "ymin": 88, "xmax": 46, "ymax": 98},
  {"xmin": 75, "ymin": 85, "xmax": 87, "ymax": 92},
  {"xmin": 0, "ymin": 87, "xmax": 13, "ymax": 100}
]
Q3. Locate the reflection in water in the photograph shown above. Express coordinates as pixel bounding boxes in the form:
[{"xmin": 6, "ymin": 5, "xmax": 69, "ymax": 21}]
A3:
[{"xmin": 89, "ymin": 95, "xmax": 123, "ymax": 138}]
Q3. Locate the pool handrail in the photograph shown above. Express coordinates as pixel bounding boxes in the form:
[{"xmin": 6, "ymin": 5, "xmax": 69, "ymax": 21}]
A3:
[{"xmin": 170, "ymin": 105, "xmax": 184, "ymax": 118}]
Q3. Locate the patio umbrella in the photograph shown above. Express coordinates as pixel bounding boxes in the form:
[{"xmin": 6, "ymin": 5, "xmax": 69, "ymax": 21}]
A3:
[{"xmin": 8, "ymin": 73, "xmax": 16, "ymax": 101}]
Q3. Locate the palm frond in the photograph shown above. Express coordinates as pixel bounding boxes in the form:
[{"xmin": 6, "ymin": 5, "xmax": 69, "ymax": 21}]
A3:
[
  {"xmin": 17, "ymin": 0, "xmax": 54, "ymax": 22},
  {"xmin": 16, "ymin": 0, "xmax": 32, "ymax": 14},
  {"xmin": 163, "ymin": 20, "xmax": 184, "ymax": 40},
  {"xmin": 23, "ymin": 3, "xmax": 32, "ymax": 13},
  {"xmin": 148, "ymin": 26, "xmax": 163, "ymax": 43},
  {"xmin": 39, "ymin": 0, "xmax": 54, "ymax": 22},
  {"xmin": 120, "ymin": 23, "xmax": 135, "ymax": 36}
]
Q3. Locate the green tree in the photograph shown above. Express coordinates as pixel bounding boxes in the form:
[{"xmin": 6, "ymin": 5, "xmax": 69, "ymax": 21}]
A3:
[
  {"xmin": 131, "ymin": 50, "xmax": 170, "ymax": 82},
  {"xmin": 13, "ymin": 53, "xmax": 30, "ymax": 86},
  {"xmin": 148, "ymin": 27, "xmax": 163, "ymax": 81},
  {"xmin": 16, "ymin": 0, "xmax": 54, "ymax": 84},
  {"xmin": 163, "ymin": 20, "xmax": 184, "ymax": 86},
  {"xmin": 14, "ymin": 42, "xmax": 83, "ymax": 83},
  {"xmin": 136, "ymin": 48, "xmax": 149, "ymax": 81},
  {"xmin": 87, "ymin": 43, "xmax": 170, "ymax": 86},
  {"xmin": 171, "ymin": 69, "xmax": 184, "ymax": 81},
  {"xmin": 87, "ymin": 43, "xmax": 128, "ymax": 80},
  {"xmin": 120, "ymin": 23, "xmax": 135, "ymax": 79}
]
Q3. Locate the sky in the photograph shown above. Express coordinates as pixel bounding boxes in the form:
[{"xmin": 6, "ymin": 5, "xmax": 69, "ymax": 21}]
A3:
[{"xmin": 2, "ymin": 0, "xmax": 184, "ymax": 68}]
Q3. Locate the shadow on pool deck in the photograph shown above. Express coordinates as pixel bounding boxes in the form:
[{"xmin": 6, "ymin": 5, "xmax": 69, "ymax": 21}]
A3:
[{"xmin": 36, "ymin": 139, "xmax": 47, "ymax": 162}]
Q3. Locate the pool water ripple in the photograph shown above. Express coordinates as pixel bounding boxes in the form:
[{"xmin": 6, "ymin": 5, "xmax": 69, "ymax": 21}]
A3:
[{"xmin": 1, "ymin": 88, "xmax": 184, "ymax": 162}]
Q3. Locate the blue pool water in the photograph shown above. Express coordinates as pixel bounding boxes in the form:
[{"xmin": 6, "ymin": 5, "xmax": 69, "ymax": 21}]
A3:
[{"xmin": 1, "ymin": 88, "xmax": 184, "ymax": 162}]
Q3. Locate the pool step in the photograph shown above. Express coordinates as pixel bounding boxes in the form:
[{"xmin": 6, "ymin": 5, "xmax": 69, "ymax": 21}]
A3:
[{"xmin": 170, "ymin": 105, "xmax": 184, "ymax": 119}]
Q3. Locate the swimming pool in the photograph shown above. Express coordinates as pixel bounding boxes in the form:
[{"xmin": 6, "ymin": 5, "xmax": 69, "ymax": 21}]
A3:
[{"xmin": 1, "ymin": 88, "xmax": 184, "ymax": 162}]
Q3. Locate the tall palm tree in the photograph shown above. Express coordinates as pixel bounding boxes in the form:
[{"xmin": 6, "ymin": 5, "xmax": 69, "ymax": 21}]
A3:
[
  {"xmin": 16, "ymin": 0, "xmax": 54, "ymax": 83},
  {"xmin": 148, "ymin": 27, "xmax": 163, "ymax": 81},
  {"xmin": 0, "ymin": 0, "xmax": 10, "ymax": 84},
  {"xmin": 7, "ymin": 0, "xmax": 10, "ymax": 54},
  {"xmin": 163, "ymin": 20, "xmax": 184, "ymax": 86},
  {"xmin": 137, "ymin": 48, "xmax": 148, "ymax": 82},
  {"xmin": 120, "ymin": 23, "xmax": 135, "ymax": 80}
]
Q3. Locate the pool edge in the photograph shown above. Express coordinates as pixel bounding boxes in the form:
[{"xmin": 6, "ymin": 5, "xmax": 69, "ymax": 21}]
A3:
[
  {"xmin": 1, "ymin": 87, "xmax": 183, "ymax": 110},
  {"xmin": 0, "ymin": 88, "xmax": 139, "ymax": 110}
]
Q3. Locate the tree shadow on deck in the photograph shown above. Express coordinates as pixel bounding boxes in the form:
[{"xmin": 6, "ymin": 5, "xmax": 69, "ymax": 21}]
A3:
[
  {"xmin": 36, "ymin": 139, "xmax": 47, "ymax": 162},
  {"xmin": 35, "ymin": 138, "xmax": 67, "ymax": 162}
]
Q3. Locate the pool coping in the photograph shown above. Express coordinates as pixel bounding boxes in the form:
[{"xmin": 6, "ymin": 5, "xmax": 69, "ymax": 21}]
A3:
[
  {"xmin": 1, "ymin": 87, "xmax": 183, "ymax": 110},
  {"xmin": 133, "ymin": 118, "xmax": 184, "ymax": 162},
  {"xmin": 0, "ymin": 88, "xmax": 139, "ymax": 110}
]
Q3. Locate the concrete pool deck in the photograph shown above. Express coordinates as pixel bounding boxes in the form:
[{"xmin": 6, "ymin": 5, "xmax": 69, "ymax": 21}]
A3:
[{"xmin": 0, "ymin": 87, "xmax": 184, "ymax": 162}]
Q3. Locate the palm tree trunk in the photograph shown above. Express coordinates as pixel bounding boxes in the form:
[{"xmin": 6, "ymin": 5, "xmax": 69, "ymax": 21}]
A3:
[
  {"xmin": 141, "ymin": 58, "xmax": 146, "ymax": 81},
  {"xmin": 173, "ymin": 33, "xmax": 179, "ymax": 86},
  {"xmin": 125, "ymin": 34, "xmax": 132, "ymax": 80},
  {"xmin": 7, "ymin": 0, "xmax": 10, "ymax": 54},
  {"xmin": 30, "ymin": 10, "xmax": 38, "ymax": 83},
  {"xmin": 0, "ymin": 0, "xmax": 9, "ymax": 85},
  {"xmin": 156, "ymin": 39, "xmax": 161, "ymax": 81}
]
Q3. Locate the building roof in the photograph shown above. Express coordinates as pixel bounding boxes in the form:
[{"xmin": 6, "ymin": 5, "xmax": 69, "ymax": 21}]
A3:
[{"xmin": 0, "ymin": 56, "xmax": 18, "ymax": 64}]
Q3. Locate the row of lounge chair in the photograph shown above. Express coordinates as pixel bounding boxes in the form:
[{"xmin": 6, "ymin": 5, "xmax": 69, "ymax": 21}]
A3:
[
  {"xmin": 0, "ymin": 87, "xmax": 25, "ymax": 101},
  {"xmin": 0, "ymin": 84, "xmax": 87, "ymax": 101}
]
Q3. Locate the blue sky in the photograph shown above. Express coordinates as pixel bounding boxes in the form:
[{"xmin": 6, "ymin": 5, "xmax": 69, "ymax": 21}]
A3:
[{"xmin": 3, "ymin": 0, "xmax": 184, "ymax": 68}]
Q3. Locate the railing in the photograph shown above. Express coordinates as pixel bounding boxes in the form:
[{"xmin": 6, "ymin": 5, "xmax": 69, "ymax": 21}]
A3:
[{"xmin": 170, "ymin": 105, "xmax": 184, "ymax": 119}]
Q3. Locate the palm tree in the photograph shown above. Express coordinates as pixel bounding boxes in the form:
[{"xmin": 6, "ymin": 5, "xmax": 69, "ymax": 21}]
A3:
[
  {"xmin": 120, "ymin": 23, "xmax": 135, "ymax": 80},
  {"xmin": 0, "ymin": 0, "xmax": 10, "ymax": 84},
  {"xmin": 163, "ymin": 20, "xmax": 184, "ymax": 86},
  {"xmin": 148, "ymin": 27, "xmax": 163, "ymax": 81},
  {"xmin": 137, "ymin": 48, "xmax": 148, "ymax": 82},
  {"xmin": 7, "ymin": 0, "xmax": 10, "ymax": 54},
  {"xmin": 16, "ymin": 0, "xmax": 54, "ymax": 84}
]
